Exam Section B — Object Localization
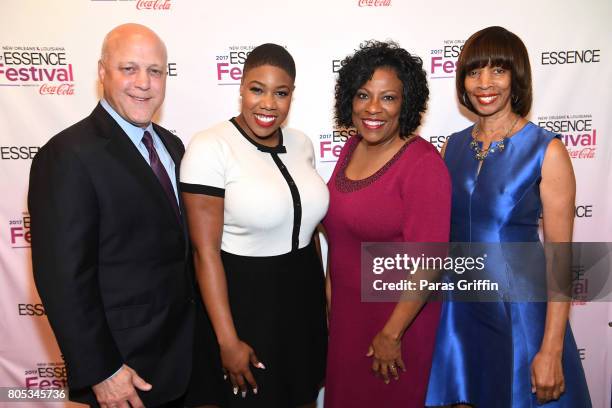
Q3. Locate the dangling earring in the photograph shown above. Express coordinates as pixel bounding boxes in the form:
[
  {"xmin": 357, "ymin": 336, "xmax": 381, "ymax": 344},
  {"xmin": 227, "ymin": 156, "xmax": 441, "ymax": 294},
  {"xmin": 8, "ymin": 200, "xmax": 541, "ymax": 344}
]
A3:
[
  {"xmin": 512, "ymin": 94, "xmax": 519, "ymax": 104},
  {"xmin": 462, "ymin": 92, "xmax": 470, "ymax": 106}
]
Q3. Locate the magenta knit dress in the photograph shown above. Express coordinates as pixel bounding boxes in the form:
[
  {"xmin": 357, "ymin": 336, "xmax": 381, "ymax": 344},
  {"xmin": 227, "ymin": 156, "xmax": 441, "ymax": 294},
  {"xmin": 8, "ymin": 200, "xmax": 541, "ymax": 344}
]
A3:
[{"xmin": 323, "ymin": 135, "xmax": 451, "ymax": 407}]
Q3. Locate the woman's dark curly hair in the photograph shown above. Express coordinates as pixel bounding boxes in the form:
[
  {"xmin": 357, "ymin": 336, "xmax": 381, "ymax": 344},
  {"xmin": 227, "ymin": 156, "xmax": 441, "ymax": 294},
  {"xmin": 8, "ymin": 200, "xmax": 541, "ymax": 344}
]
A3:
[{"xmin": 335, "ymin": 40, "xmax": 429, "ymax": 138}]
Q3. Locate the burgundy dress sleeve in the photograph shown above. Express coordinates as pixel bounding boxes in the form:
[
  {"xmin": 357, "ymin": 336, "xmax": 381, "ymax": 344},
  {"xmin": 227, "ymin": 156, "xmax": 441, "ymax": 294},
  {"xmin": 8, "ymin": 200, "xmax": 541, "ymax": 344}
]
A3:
[{"xmin": 400, "ymin": 148, "xmax": 451, "ymax": 243}]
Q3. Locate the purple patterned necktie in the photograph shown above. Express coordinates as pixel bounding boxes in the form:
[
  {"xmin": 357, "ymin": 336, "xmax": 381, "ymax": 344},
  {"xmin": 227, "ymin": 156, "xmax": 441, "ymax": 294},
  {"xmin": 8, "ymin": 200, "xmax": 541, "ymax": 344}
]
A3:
[{"xmin": 142, "ymin": 131, "xmax": 180, "ymax": 221}]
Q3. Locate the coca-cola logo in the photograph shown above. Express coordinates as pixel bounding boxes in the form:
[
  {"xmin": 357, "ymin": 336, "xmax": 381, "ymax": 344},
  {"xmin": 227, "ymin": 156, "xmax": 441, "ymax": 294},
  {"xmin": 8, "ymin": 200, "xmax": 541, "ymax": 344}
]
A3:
[
  {"xmin": 358, "ymin": 0, "xmax": 391, "ymax": 6},
  {"xmin": 39, "ymin": 83, "xmax": 74, "ymax": 96},
  {"xmin": 136, "ymin": 0, "xmax": 171, "ymax": 10},
  {"xmin": 568, "ymin": 148, "xmax": 595, "ymax": 159}
]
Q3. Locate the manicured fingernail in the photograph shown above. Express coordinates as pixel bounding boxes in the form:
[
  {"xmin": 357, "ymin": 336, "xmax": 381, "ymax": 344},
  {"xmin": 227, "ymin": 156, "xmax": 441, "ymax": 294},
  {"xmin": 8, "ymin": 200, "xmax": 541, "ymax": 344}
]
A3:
[
  {"xmin": 253, "ymin": 388, "xmax": 258, "ymax": 395},
  {"xmin": 256, "ymin": 362, "xmax": 266, "ymax": 369},
  {"xmin": 242, "ymin": 390, "xmax": 246, "ymax": 398},
  {"xmin": 233, "ymin": 386, "xmax": 238, "ymax": 395}
]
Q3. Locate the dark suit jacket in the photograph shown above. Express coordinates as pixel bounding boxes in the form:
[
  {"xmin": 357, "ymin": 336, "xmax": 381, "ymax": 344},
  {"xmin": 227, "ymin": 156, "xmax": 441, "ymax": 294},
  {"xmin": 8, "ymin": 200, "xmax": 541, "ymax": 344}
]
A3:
[{"xmin": 29, "ymin": 103, "xmax": 198, "ymax": 407}]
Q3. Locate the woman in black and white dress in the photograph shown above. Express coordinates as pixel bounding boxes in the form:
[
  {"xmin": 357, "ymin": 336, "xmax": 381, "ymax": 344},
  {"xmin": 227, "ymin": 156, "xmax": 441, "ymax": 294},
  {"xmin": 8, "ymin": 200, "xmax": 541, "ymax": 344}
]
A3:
[{"xmin": 181, "ymin": 44, "xmax": 329, "ymax": 408}]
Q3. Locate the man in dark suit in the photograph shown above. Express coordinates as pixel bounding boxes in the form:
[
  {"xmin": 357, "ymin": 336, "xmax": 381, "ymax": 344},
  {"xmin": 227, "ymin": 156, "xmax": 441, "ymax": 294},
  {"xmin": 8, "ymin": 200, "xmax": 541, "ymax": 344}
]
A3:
[{"xmin": 28, "ymin": 24, "xmax": 222, "ymax": 408}]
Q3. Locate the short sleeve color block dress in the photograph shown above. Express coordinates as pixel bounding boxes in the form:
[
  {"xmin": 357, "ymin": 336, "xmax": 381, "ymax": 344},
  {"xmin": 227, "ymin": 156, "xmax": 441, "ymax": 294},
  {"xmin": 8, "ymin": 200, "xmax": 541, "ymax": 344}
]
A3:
[{"xmin": 180, "ymin": 119, "xmax": 329, "ymax": 407}]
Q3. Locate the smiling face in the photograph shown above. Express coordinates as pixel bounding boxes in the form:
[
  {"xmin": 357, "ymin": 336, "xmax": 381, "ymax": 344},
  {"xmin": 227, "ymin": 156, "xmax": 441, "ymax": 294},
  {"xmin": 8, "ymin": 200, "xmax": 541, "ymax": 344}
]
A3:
[
  {"xmin": 98, "ymin": 25, "xmax": 167, "ymax": 128},
  {"xmin": 238, "ymin": 64, "xmax": 294, "ymax": 139},
  {"xmin": 351, "ymin": 67, "xmax": 403, "ymax": 146},
  {"xmin": 464, "ymin": 65, "xmax": 512, "ymax": 118}
]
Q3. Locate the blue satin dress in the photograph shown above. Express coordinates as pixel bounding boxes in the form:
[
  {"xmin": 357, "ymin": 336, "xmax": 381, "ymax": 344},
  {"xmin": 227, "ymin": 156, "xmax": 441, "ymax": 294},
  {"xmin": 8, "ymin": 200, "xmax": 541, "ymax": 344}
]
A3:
[{"xmin": 425, "ymin": 122, "xmax": 592, "ymax": 407}]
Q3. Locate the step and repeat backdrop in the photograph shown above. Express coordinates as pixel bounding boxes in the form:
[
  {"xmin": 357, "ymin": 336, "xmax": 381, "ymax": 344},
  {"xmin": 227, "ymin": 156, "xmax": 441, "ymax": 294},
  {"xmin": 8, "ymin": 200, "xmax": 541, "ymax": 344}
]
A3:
[{"xmin": 1, "ymin": 0, "xmax": 611, "ymax": 407}]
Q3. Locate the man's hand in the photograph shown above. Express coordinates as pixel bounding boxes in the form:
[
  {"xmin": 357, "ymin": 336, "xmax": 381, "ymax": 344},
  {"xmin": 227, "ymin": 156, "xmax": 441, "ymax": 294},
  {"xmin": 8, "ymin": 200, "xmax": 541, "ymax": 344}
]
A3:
[{"xmin": 92, "ymin": 364, "xmax": 152, "ymax": 408}]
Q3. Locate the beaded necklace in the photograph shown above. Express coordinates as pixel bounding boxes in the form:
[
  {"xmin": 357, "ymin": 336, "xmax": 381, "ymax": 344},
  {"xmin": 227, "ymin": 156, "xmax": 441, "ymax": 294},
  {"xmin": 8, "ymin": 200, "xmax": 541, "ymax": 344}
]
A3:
[{"xmin": 470, "ymin": 115, "xmax": 520, "ymax": 161}]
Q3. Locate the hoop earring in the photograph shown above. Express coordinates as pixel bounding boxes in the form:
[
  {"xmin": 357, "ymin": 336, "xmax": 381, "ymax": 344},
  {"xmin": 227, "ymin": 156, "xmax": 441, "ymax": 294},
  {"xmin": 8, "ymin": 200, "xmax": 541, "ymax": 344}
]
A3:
[{"xmin": 462, "ymin": 92, "xmax": 470, "ymax": 106}]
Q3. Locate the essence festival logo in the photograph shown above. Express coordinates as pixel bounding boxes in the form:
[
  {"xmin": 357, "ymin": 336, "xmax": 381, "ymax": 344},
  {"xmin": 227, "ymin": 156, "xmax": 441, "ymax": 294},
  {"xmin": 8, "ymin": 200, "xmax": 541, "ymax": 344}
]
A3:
[
  {"xmin": 1, "ymin": 145, "xmax": 39, "ymax": 160},
  {"xmin": 18, "ymin": 303, "xmax": 46, "ymax": 317},
  {"xmin": 90, "ymin": 0, "xmax": 172, "ymax": 11},
  {"xmin": 318, "ymin": 127, "xmax": 357, "ymax": 163},
  {"xmin": 575, "ymin": 204, "xmax": 593, "ymax": 219},
  {"xmin": 9, "ymin": 212, "xmax": 30, "ymax": 249},
  {"xmin": 24, "ymin": 361, "xmax": 67, "ymax": 389},
  {"xmin": 429, "ymin": 40, "xmax": 464, "ymax": 79},
  {"xmin": 358, "ymin": 0, "xmax": 392, "ymax": 6},
  {"xmin": 0, "ymin": 46, "xmax": 74, "ymax": 95},
  {"xmin": 428, "ymin": 135, "xmax": 449, "ymax": 151},
  {"xmin": 332, "ymin": 59, "xmax": 346, "ymax": 73},
  {"xmin": 216, "ymin": 45, "xmax": 256, "ymax": 85},
  {"xmin": 167, "ymin": 62, "xmax": 177, "ymax": 78},
  {"xmin": 539, "ymin": 204, "xmax": 594, "ymax": 220},
  {"xmin": 537, "ymin": 114, "xmax": 597, "ymax": 159},
  {"xmin": 571, "ymin": 264, "xmax": 589, "ymax": 306},
  {"xmin": 540, "ymin": 49, "xmax": 601, "ymax": 65}
]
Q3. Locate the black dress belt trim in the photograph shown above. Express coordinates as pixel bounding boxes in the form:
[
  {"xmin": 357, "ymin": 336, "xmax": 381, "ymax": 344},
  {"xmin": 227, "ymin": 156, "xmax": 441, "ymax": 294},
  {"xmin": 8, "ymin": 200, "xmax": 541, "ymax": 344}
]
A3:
[
  {"xmin": 180, "ymin": 182, "xmax": 225, "ymax": 197},
  {"xmin": 270, "ymin": 153, "xmax": 302, "ymax": 252}
]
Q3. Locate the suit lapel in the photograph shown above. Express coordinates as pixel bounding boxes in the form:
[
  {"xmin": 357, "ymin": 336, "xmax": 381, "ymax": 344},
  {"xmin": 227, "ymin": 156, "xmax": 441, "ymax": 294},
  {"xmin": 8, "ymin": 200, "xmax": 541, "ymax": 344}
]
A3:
[{"xmin": 90, "ymin": 104, "xmax": 181, "ymax": 230}]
